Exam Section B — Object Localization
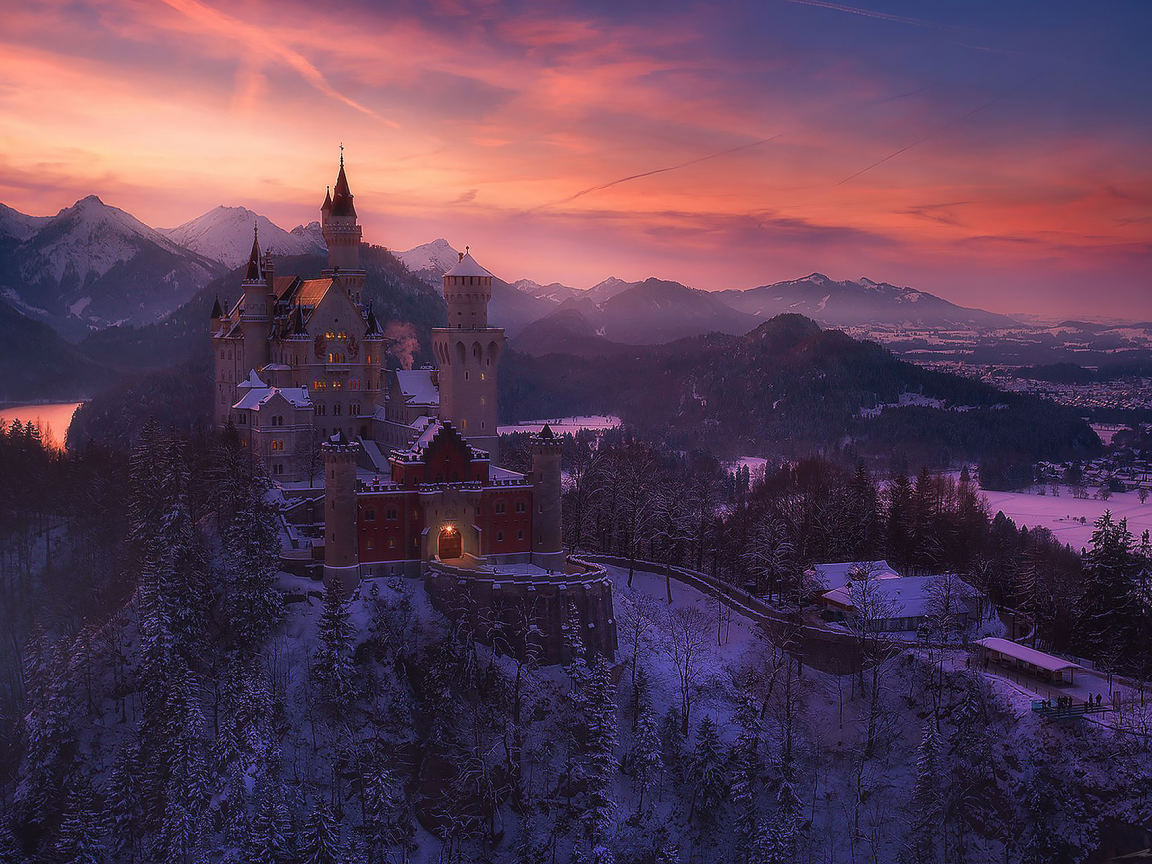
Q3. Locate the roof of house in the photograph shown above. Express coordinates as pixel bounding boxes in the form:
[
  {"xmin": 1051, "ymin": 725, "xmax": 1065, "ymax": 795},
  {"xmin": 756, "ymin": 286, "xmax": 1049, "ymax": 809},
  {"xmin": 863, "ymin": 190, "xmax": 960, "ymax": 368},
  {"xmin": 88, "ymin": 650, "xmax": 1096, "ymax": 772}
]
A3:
[
  {"xmin": 821, "ymin": 574, "xmax": 978, "ymax": 620},
  {"xmin": 232, "ymin": 386, "xmax": 312, "ymax": 411},
  {"xmin": 812, "ymin": 560, "xmax": 900, "ymax": 590},
  {"xmin": 395, "ymin": 369, "xmax": 439, "ymax": 406},
  {"xmin": 975, "ymin": 638, "xmax": 1082, "ymax": 673},
  {"xmin": 444, "ymin": 251, "xmax": 493, "ymax": 279},
  {"xmin": 237, "ymin": 369, "xmax": 267, "ymax": 389}
]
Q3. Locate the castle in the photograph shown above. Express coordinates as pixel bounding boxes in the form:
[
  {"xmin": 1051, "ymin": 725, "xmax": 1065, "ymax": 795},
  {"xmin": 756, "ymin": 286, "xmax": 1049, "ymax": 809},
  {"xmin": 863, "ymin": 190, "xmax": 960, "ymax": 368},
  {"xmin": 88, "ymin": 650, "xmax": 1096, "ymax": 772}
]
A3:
[{"xmin": 210, "ymin": 155, "xmax": 616, "ymax": 663}]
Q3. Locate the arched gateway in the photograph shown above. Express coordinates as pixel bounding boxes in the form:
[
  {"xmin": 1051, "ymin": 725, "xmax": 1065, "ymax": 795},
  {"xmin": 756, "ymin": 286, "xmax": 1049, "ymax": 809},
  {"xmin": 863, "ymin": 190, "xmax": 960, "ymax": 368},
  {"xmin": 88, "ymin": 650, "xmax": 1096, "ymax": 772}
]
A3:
[{"xmin": 437, "ymin": 526, "xmax": 462, "ymax": 560}]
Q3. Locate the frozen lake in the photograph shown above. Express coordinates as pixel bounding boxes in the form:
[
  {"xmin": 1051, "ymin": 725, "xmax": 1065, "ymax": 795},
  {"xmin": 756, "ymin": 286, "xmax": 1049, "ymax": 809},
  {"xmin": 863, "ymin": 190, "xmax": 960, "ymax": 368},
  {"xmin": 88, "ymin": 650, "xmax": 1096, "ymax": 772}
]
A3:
[
  {"xmin": 0, "ymin": 402, "xmax": 81, "ymax": 449},
  {"xmin": 498, "ymin": 414, "xmax": 621, "ymax": 435}
]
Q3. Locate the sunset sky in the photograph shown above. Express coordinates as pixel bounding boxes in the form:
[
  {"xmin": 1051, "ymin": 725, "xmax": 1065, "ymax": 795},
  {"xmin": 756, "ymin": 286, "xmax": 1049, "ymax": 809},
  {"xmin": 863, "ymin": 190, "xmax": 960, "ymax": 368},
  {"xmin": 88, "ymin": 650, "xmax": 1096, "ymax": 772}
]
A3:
[{"xmin": 2, "ymin": 0, "xmax": 1150, "ymax": 318}]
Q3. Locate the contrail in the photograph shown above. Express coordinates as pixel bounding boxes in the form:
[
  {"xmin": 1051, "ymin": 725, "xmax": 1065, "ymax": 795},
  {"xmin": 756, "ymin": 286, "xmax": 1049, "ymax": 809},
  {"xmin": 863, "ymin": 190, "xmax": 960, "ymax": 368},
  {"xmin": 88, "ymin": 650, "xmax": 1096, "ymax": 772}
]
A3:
[
  {"xmin": 533, "ymin": 81, "xmax": 940, "ymax": 210},
  {"xmin": 782, "ymin": 0, "xmax": 967, "ymax": 32},
  {"xmin": 539, "ymin": 134, "xmax": 789, "ymax": 209},
  {"xmin": 833, "ymin": 67, "xmax": 1052, "ymax": 187},
  {"xmin": 159, "ymin": 0, "xmax": 398, "ymax": 127}
]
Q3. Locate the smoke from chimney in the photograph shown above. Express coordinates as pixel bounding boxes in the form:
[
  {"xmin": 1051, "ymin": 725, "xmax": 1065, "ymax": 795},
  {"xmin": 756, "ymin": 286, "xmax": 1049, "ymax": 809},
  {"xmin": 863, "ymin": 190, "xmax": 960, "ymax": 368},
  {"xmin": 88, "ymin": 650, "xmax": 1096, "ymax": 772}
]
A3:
[{"xmin": 385, "ymin": 320, "xmax": 419, "ymax": 370}]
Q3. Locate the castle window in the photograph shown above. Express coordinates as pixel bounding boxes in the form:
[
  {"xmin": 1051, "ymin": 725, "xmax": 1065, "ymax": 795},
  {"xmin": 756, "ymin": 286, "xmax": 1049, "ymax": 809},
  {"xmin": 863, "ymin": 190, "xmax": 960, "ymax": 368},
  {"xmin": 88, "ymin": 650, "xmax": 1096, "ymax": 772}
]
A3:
[
  {"xmin": 271, "ymin": 439, "xmax": 284, "ymax": 451},
  {"xmin": 273, "ymin": 464, "xmax": 283, "ymax": 476},
  {"xmin": 365, "ymin": 508, "xmax": 376, "ymax": 522},
  {"xmin": 333, "ymin": 380, "xmax": 343, "ymax": 391},
  {"xmin": 333, "ymin": 404, "xmax": 342, "ymax": 416},
  {"xmin": 388, "ymin": 537, "xmax": 396, "ymax": 549},
  {"xmin": 465, "ymin": 372, "xmax": 469, "ymax": 380},
  {"xmin": 313, "ymin": 380, "xmax": 326, "ymax": 390},
  {"xmin": 517, "ymin": 530, "xmax": 524, "ymax": 540},
  {"xmin": 495, "ymin": 502, "xmax": 506, "ymax": 515},
  {"xmin": 350, "ymin": 403, "xmax": 360, "ymax": 415},
  {"xmin": 515, "ymin": 501, "xmax": 526, "ymax": 513},
  {"xmin": 316, "ymin": 405, "xmax": 326, "ymax": 416},
  {"xmin": 386, "ymin": 508, "xmax": 398, "ymax": 520},
  {"xmin": 351, "ymin": 379, "xmax": 361, "ymax": 391},
  {"xmin": 367, "ymin": 538, "xmax": 374, "ymax": 551},
  {"xmin": 497, "ymin": 531, "xmax": 504, "ymax": 542}
]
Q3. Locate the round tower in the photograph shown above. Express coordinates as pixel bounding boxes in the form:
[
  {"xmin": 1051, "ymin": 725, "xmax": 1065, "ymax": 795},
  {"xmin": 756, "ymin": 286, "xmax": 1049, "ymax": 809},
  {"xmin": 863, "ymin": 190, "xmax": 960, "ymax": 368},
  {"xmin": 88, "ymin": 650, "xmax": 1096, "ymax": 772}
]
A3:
[
  {"xmin": 431, "ymin": 248, "xmax": 504, "ymax": 459},
  {"xmin": 322, "ymin": 431, "xmax": 362, "ymax": 593},
  {"xmin": 530, "ymin": 424, "xmax": 565, "ymax": 572}
]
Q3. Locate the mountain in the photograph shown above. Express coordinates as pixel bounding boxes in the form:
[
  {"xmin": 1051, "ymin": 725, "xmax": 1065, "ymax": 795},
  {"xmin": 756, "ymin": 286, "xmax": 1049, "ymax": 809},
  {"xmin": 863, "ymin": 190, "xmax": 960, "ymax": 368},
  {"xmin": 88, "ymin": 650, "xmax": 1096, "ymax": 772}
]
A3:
[
  {"xmin": 510, "ymin": 308, "xmax": 632, "ymax": 358},
  {"xmin": 512, "ymin": 278, "xmax": 586, "ymax": 305},
  {"xmin": 499, "ymin": 313, "xmax": 1099, "ymax": 467},
  {"xmin": 717, "ymin": 273, "xmax": 1018, "ymax": 329},
  {"xmin": 585, "ymin": 276, "xmax": 637, "ymax": 304},
  {"xmin": 0, "ymin": 203, "xmax": 49, "ymax": 243},
  {"xmin": 0, "ymin": 195, "xmax": 223, "ymax": 338},
  {"xmin": 594, "ymin": 278, "xmax": 759, "ymax": 344},
  {"xmin": 160, "ymin": 205, "xmax": 324, "ymax": 268},
  {"xmin": 291, "ymin": 220, "xmax": 325, "ymax": 249},
  {"xmin": 394, "ymin": 238, "xmax": 462, "ymax": 285}
]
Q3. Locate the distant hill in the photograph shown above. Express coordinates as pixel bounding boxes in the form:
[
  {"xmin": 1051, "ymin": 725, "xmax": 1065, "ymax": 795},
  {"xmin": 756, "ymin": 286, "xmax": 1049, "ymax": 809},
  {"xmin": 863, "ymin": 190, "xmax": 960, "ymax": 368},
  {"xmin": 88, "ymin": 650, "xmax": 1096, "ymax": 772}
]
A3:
[
  {"xmin": 0, "ymin": 298, "xmax": 112, "ymax": 402},
  {"xmin": 510, "ymin": 308, "xmax": 633, "ymax": 358},
  {"xmin": 500, "ymin": 313, "xmax": 1098, "ymax": 467},
  {"xmin": 716, "ymin": 273, "xmax": 1019, "ymax": 329},
  {"xmin": 595, "ymin": 278, "xmax": 759, "ymax": 343}
]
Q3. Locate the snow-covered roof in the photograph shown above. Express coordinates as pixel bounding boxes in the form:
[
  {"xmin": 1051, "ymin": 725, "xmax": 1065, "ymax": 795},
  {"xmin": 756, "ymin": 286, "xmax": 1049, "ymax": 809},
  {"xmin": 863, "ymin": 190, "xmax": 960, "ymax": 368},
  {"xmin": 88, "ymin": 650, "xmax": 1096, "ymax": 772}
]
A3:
[
  {"xmin": 395, "ymin": 368, "xmax": 439, "ymax": 405},
  {"xmin": 444, "ymin": 251, "xmax": 493, "ymax": 279},
  {"xmin": 231, "ymin": 386, "xmax": 312, "ymax": 411},
  {"xmin": 822, "ymin": 574, "xmax": 978, "ymax": 619},
  {"xmin": 811, "ymin": 560, "xmax": 900, "ymax": 590},
  {"xmin": 975, "ymin": 638, "xmax": 1082, "ymax": 673},
  {"xmin": 491, "ymin": 466, "xmax": 525, "ymax": 481},
  {"xmin": 237, "ymin": 369, "xmax": 266, "ymax": 389},
  {"xmin": 262, "ymin": 363, "xmax": 291, "ymax": 371}
]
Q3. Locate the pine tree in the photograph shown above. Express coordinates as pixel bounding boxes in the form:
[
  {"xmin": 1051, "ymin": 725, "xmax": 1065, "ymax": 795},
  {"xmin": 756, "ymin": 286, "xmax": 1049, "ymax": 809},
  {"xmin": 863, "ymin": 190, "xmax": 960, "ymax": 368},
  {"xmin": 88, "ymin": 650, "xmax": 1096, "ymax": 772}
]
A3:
[
  {"xmin": 360, "ymin": 762, "xmax": 401, "ymax": 862},
  {"xmin": 300, "ymin": 798, "xmax": 342, "ymax": 864},
  {"xmin": 246, "ymin": 772, "xmax": 291, "ymax": 864},
  {"xmin": 629, "ymin": 698, "xmax": 663, "ymax": 815},
  {"xmin": 578, "ymin": 658, "xmax": 619, "ymax": 862},
  {"xmin": 55, "ymin": 775, "xmax": 104, "ymax": 864},
  {"xmin": 312, "ymin": 581, "xmax": 355, "ymax": 708},
  {"xmin": 729, "ymin": 697, "xmax": 761, "ymax": 857},
  {"xmin": 659, "ymin": 707, "xmax": 687, "ymax": 784},
  {"xmin": 905, "ymin": 721, "xmax": 942, "ymax": 864},
  {"xmin": 223, "ymin": 483, "xmax": 283, "ymax": 651},
  {"xmin": 106, "ymin": 742, "xmax": 143, "ymax": 861},
  {"xmin": 690, "ymin": 716, "xmax": 727, "ymax": 829}
]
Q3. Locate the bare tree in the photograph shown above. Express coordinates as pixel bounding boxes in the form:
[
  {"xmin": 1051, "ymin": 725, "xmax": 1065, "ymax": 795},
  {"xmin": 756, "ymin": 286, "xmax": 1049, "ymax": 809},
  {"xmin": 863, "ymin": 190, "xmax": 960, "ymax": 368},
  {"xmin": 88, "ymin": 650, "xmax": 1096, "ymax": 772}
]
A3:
[
  {"xmin": 663, "ymin": 605, "xmax": 714, "ymax": 735},
  {"xmin": 843, "ymin": 563, "xmax": 899, "ymax": 756}
]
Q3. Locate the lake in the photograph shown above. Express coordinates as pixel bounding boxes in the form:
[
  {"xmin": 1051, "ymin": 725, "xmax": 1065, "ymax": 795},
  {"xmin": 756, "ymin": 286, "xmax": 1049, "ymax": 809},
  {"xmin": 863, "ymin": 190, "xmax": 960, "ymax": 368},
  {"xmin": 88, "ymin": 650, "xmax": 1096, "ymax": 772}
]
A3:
[{"xmin": 0, "ymin": 402, "xmax": 83, "ymax": 449}]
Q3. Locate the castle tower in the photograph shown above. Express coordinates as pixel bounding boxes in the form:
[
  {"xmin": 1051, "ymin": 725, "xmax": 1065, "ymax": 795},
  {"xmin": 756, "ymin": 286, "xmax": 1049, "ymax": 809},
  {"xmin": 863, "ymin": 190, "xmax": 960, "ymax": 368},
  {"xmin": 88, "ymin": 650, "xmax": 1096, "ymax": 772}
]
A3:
[
  {"xmin": 322, "ymin": 431, "xmax": 361, "ymax": 593},
  {"xmin": 321, "ymin": 149, "xmax": 365, "ymax": 304},
  {"xmin": 530, "ymin": 424, "xmax": 565, "ymax": 571},
  {"xmin": 239, "ymin": 225, "xmax": 271, "ymax": 376},
  {"xmin": 431, "ymin": 249, "xmax": 505, "ymax": 459}
]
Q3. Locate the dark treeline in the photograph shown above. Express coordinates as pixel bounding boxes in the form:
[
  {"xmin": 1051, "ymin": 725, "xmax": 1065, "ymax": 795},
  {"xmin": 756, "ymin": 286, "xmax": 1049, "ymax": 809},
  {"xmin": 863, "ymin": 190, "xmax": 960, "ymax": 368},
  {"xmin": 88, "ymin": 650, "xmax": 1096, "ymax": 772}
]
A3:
[{"xmin": 550, "ymin": 432, "xmax": 1152, "ymax": 675}]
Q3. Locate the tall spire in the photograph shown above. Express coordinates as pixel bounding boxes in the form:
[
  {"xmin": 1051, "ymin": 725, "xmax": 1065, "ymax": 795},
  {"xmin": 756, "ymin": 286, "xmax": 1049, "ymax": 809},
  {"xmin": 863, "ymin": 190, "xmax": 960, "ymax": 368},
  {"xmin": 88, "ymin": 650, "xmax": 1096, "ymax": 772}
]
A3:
[
  {"xmin": 321, "ymin": 185, "xmax": 332, "ymax": 213},
  {"xmin": 244, "ymin": 222, "xmax": 262, "ymax": 281},
  {"xmin": 330, "ymin": 148, "xmax": 356, "ymax": 218}
]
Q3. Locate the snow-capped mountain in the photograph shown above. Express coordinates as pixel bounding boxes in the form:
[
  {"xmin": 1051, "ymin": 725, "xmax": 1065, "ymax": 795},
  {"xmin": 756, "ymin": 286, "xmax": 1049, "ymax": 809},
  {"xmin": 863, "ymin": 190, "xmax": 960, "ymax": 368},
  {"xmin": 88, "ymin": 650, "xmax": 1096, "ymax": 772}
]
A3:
[
  {"xmin": 512, "ymin": 278, "xmax": 585, "ymax": 304},
  {"xmin": 717, "ymin": 273, "xmax": 1018, "ymax": 329},
  {"xmin": 161, "ymin": 205, "xmax": 324, "ymax": 268},
  {"xmin": 394, "ymin": 238, "xmax": 462, "ymax": 285},
  {"xmin": 291, "ymin": 220, "xmax": 325, "ymax": 250},
  {"xmin": 0, "ymin": 202, "xmax": 49, "ymax": 243},
  {"xmin": 585, "ymin": 276, "xmax": 637, "ymax": 304},
  {"xmin": 0, "ymin": 196, "xmax": 223, "ymax": 337}
]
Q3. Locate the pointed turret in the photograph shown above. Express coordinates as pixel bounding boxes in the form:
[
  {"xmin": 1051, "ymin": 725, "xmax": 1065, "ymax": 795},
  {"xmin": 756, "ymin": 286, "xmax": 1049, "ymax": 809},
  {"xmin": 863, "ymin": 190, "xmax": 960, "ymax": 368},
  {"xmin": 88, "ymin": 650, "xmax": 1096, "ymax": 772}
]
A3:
[
  {"xmin": 321, "ymin": 185, "xmax": 332, "ymax": 214},
  {"xmin": 330, "ymin": 153, "xmax": 356, "ymax": 218},
  {"xmin": 365, "ymin": 302, "xmax": 380, "ymax": 336},
  {"xmin": 244, "ymin": 223, "xmax": 262, "ymax": 281},
  {"xmin": 292, "ymin": 305, "xmax": 307, "ymax": 335},
  {"xmin": 210, "ymin": 295, "xmax": 223, "ymax": 319}
]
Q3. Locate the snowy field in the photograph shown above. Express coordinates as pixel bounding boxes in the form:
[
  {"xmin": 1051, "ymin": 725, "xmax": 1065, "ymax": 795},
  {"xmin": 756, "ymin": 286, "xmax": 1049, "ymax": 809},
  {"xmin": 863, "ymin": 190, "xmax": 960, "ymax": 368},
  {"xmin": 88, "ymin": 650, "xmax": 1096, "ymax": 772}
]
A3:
[
  {"xmin": 498, "ymin": 414, "xmax": 621, "ymax": 435},
  {"xmin": 980, "ymin": 486, "xmax": 1152, "ymax": 550}
]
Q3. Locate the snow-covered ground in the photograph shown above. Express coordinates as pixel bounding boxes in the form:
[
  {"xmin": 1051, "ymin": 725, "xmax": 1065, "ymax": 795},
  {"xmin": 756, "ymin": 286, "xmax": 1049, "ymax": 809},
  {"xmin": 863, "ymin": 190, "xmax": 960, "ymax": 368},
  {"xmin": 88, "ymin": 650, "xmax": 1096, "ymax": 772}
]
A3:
[
  {"xmin": 498, "ymin": 415, "xmax": 622, "ymax": 435},
  {"xmin": 980, "ymin": 486, "xmax": 1152, "ymax": 550}
]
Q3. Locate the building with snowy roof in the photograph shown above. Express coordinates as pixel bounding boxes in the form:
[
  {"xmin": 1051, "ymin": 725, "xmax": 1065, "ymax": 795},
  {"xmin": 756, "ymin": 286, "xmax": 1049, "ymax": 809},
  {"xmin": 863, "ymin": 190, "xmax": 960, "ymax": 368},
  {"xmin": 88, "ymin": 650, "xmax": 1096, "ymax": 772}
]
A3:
[
  {"xmin": 974, "ymin": 638, "xmax": 1082, "ymax": 684},
  {"xmin": 819, "ymin": 571, "xmax": 984, "ymax": 633}
]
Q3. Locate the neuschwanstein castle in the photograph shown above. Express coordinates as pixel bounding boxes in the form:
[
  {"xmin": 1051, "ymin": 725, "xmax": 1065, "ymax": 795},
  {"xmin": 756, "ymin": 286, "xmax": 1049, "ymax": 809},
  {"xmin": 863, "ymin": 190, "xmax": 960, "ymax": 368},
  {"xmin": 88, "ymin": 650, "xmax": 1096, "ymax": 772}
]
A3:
[{"xmin": 210, "ymin": 156, "xmax": 615, "ymax": 663}]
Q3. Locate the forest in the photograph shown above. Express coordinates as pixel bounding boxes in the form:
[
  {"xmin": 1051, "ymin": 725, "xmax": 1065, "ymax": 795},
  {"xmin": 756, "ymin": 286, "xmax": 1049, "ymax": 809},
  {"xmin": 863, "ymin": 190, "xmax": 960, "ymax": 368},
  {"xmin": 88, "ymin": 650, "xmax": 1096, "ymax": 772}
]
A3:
[{"xmin": 3, "ymin": 418, "xmax": 1152, "ymax": 863}]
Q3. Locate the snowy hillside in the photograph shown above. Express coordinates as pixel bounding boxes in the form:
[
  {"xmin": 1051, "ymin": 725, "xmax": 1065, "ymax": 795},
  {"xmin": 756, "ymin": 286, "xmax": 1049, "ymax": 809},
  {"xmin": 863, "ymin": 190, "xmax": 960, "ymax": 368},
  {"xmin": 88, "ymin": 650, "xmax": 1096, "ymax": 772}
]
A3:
[
  {"xmin": 162, "ymin": 205, "xmax": 325, "ymax": 268},
  {"xmin": 0, "ymin": 202, "xmax": 49, "ymax": 242}
]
